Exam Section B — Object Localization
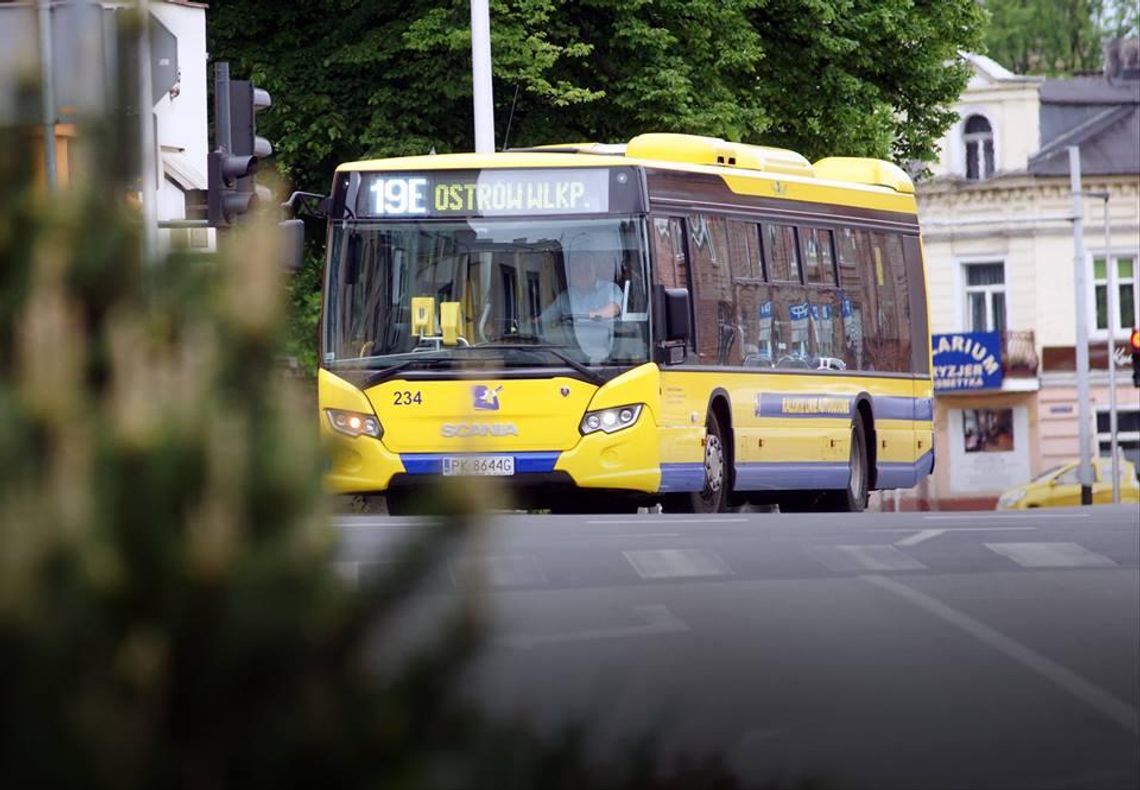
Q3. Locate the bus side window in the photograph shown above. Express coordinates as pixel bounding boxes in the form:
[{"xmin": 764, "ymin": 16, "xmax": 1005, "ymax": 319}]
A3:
[
  {"xmin": 651, "ymin": 216, "xmax": 694, "ymax": 351},
  {"xmin": 652, "ymin": 216, "xmax": 689, "ymax": 290},
  {"xmin": 835, "ymin": 227, "xmax": 868, "ymax": 371},
  {"xmin": 728, "ymin": 220, "xmax": 771, "ymax": 367},
  {"xmin": 761, "ymin": 223, "xmax": 801, "ymax": 283},
  {"xmin": 687, "ymin": 214, "xmax": 737, "ymax": 365},
  {"xmin": 865, "ymin": 232, "xmax": 910, "ymax": 373},
  {"xmin": 801, "ymin": 227, "xmax": 837, "ymax": 286}
]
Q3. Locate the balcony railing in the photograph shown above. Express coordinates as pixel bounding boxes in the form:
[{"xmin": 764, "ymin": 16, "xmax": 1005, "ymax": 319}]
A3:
[{"xmin": 1003, "ymin": 330, "xmax": 1038, "ymax": 377}]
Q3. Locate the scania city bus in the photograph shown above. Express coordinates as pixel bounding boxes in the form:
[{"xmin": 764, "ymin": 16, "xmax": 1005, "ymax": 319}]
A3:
[{"xmin": 318, "ymin": 133, "xmax": 933, "ymax": 513}]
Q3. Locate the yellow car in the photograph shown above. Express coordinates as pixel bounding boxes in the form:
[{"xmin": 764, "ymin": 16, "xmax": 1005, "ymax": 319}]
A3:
[{"xmin": 997, "ymin": 458, "xmax": 1140, "ymax": 509}]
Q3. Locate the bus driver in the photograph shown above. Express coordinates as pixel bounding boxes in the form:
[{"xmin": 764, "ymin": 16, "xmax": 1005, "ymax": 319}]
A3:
[{"xmin": 541, "ymin": 249, "xmax": 623, "ymax": 323}]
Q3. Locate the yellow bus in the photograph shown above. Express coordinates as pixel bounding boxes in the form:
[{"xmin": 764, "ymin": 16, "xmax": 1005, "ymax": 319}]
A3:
[{"xmin": 318, "ymin": 133, "xmax": 933, "ymax": 514}]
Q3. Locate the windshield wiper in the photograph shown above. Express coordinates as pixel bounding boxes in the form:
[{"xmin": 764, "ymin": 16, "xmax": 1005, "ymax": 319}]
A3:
[
  {"xmin": 363, "ymin": 355, "xmax": 455, "ymax": 386},
  {"xmin": 479, "ymin": 343, "xmax": 604, "ymax": 385}
]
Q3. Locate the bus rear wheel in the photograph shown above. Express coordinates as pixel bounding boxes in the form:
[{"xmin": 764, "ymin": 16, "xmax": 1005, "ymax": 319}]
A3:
[
  {"xmin": 667, "ymin": 410, "xmax": 728, "ymax": 514},
  {"xmin": 822, "ymin": 418, "xmax": 869, "ymax": 512}
]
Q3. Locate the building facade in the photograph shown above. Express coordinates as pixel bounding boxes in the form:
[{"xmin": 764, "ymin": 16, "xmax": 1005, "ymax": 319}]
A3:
[{"xmin": 913, "ymin": 51, "xmax": 1140, "ymax": 509}]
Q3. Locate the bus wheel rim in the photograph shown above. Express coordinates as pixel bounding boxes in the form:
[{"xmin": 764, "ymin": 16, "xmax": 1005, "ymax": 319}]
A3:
[
  {"xmin": 705, "ymin": 435, "xmax": 724, "ymax": 494},
  {"xmin": 849, "ymin": 437, "xmax": 864, "ymax": 499}
]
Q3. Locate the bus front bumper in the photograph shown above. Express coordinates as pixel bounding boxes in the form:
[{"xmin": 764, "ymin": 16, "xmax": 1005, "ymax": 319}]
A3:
[{"xmin": 323, "ymin": 414, "xmax": 661, "ymax": 496}]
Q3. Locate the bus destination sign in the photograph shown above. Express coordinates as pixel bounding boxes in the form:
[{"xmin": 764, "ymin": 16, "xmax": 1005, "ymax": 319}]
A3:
[{"xmin": 360, "ymin": 169, "xmax": 613, "ymax": 218}]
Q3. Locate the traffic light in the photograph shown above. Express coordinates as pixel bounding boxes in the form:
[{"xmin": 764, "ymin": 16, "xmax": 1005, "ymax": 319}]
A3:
[
  {"xmin": 1130, "ymin": 327, "xmax": 1140, "ymax": 388},
  {"xmin": 207, "ymin": 62, "xmax": 273, "ymax": 227}
]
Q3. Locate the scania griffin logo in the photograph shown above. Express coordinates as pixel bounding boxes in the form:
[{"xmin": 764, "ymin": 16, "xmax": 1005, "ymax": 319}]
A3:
[{"xmin": 440, "ymin": 423, "xmax": 519, "ymax": 438}]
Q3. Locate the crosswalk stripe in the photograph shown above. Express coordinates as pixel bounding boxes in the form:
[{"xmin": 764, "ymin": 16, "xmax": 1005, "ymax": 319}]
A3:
[
  {"xmin": 623, "ymin": 548, "xmax": 733, "ymax": 579},
  {"xmin": 450, "ymin": 554, "xmax": 548, "ymax": 587},
  {"xmin": 985, "ymin": 542, "xmax": 1117, "ymax": 569}
]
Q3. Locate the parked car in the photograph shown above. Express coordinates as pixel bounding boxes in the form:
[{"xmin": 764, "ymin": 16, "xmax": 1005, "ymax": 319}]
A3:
[{"xmin": 996, "ymin": 458, "xmax": 1140, "ymax": 509}]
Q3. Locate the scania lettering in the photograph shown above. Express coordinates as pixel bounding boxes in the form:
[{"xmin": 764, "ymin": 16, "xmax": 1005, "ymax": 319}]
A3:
[{"xmin": 318, "ymin": 134, "xmax": 934, "ymax": 513}]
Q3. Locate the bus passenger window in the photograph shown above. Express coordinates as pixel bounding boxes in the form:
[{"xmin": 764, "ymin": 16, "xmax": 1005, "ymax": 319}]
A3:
[
  {"xmin": 835, "ymin": 227, "xmax": 869, "ymax": 371},
  {"xmin": 868, "ymin": 232, "xmax": 911, "ymax": 372},
  {"xmin": 727, "ymin": 220, "xmax": 762, "ymax": 281},
  {"xmin": 801, "ymin": 228, "xmax": 837, "ymax": 286},
  {"xmin": 762, "ymin": 224, "xmax": 801, "ymax": 283},
  {"xmin": 652, "ymin": 217, "xmax": 689, "ymax": 290},
  {"xmin": 688, "ymin": 215, "xmax": 738, "ymax": 365}
]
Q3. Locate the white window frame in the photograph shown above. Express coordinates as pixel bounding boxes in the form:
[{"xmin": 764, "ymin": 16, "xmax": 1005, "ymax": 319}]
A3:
[
  {"xmin": 951, "ymin": 107, "xmax": 1000, "ymax": 180},
  {"xmin": 958, "ymin": 259, "xmax": 1008, "ymax": 333},
  {"xmin": 1088, "ymin": 250, "xmax": 1140, "ymax": 340},
  {"xmin": 1095, "ymin": 405, "xmax": 1140, "ymax": 478}
]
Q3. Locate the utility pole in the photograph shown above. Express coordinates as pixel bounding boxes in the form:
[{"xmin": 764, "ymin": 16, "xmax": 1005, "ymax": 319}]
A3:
[
  {"xmin": 1101, "ymin": 194, "xmax": 1120, "ymax": 504},
  {"xmin": 469, "ymin": 0, "xmax": 495, "ymax": 153},
  {"xmin": 36, "ymin": 0, "xmax": 57, "ymax": 190},
  {"xmin": 138, "ymin": 0, "xmax": 159, "ymax": 264},
  {"xmin": 1069, "ymin": 146, "xmax": 1094, "ymax": 506}
]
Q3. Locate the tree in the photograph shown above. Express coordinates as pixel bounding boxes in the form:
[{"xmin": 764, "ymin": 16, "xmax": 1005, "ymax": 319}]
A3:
[
  {"xmin": 209, "ymin": 0, "xmax": 986, "ymax": 195},
  {"xmin": 981, "ymin": 0, "xmax": 1139, "ymax": 76}
]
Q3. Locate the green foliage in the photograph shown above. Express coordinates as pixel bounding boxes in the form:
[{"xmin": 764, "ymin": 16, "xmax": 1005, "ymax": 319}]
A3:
[
  {"xmin": 981, "ymin": 0, "xmax": 1139, "ymax": 75},
  {"xmin": 209, "ymin": 0, "xmax": 986, "ymax": 195}
]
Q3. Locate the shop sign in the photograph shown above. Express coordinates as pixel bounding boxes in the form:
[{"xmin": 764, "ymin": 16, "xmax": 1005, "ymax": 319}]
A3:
[{"xmin": 932, "ymin": 332, "xmax": 1004, "ymax": 392}]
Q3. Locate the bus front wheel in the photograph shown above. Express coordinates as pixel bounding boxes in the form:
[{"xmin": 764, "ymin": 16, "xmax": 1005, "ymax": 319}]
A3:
[{"xmin": 666, "ymin": 410, "xmax": 728, "ymax": 514}]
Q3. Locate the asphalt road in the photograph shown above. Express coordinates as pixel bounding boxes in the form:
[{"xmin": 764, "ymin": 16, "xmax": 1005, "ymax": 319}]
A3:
[{"xmin": 334, "ymin": 506, "xmax": 1140, "ymax": 789}]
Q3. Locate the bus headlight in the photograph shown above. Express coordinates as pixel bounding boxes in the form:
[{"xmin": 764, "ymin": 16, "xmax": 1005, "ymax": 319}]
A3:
[
  {"xmin": 326, "ymin": 408, "xmax": 382, "ymax": 439},
  {"xmin": 580, "ymin": 404, "xmax": 642, "ymax": 435}
]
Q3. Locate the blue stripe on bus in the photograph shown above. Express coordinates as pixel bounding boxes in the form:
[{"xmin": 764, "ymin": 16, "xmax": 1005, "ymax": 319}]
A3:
[
  {"xmin": 659, "ymin": 463, "xmax": 707, "ymax": 492},
  {"xmin": 875, "ymin": 450, "xmax": 935, "ymax": 490},
  {"xmin": 734, "ymin": 462, "xmax": 850, "ymax": 491},
  {"xmin": 399, "ymin": 452, "xmax": 560, "ymax": 475}
]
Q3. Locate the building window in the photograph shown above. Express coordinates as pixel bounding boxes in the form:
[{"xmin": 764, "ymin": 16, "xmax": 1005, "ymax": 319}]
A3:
[
  {"xmin": 963, "ymin": 262, "xmax": 1006, "ymax": 332},
  {"xmin": 1096, "ymin": 407, "xmax": 1140, "ymax": 479},
  {"xmin": 963, "ymin": 115, "xmax": 995, "ymax": 180},
  {"xmin": 1094, "ymin": 255, "xmax": 1138, "ymax": 334}
]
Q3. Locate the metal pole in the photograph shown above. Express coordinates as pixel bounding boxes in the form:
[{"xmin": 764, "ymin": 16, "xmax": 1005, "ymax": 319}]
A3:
[
  {"xmin": 36, "ymin": 0, "xmax": 57, "ymax": 190},
  {"xmin": 1104, "ymin": 196, "xmax": 1120, "ymax": 503},
  {"xmin": 469, "ymin": 0, "xmax": 495, "ymax": 153},
  {"xmin": 138, "ymin": 0, "xmax": 158, "ymax": 263},
  {"xmin": 1069, "ymin": 146, "xmax": 1094, "ymax": 506},
  {"xmin": 214, "ymin": 61, "xmax": 231, "ymax": 152}
]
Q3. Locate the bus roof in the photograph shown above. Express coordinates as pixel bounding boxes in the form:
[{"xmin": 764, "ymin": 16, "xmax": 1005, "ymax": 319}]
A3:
[{"xmin": 336, "ymin": 133, "xmax": 918, "ymax": 215}]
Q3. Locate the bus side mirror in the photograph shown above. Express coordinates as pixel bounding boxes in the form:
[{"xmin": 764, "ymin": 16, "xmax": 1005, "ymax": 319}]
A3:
[
  {"xmin": 279, "ymin": 219, "xmax": 305, "ymax": 272},
  {"xmin": 664, "ymin": 287, "xmax": 692, "ymax": 344}
]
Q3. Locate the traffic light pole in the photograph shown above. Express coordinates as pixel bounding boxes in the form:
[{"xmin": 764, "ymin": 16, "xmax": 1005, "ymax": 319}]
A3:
[{"xmin": 1069, "ymin": 147, "xmax": 1094, "ymax": 506}]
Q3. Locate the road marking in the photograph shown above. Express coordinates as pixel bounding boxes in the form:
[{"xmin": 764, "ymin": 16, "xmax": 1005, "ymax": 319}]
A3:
[
  {"xmin": 816, "ymin": 545, "xmax": 928, "ymax": 573},
  {"xmin": 891, "ymin": 526, "xmax": 1037, "ymax": 545},
  {"xmin": 449, "ymin": 554, "xmax": 547, "ymax": 587},
  {"xmin": 924, "ymin": 513, "xmax": 1089, "ymax": 521},
  {"xmin": 497, "ymin": 604, "xmax": 689, "ymax": 649},
  {"xmin": 985, "ymin": 542, "xmax": 1117, "ymax": 569},
  {"xmin": 623, "ymin": 548, "xmax": 734, "ymax": 579},
  {"xmin": 595, "ymin": 532, "xmax": 684, "ymax": 539},
  {"xmin": 862, "ymin": 574, "xmax": 1140, "ymax": 737},
  {"xmin": 895, "ymin": 529, "xmax": 946, "ymax": 546},
  {"xmin": 589, "ymin": 517, "xmax": 748, "ymax": 525}
]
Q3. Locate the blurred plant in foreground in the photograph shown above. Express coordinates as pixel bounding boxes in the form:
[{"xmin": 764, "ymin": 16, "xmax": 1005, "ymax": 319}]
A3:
[{"xmin": 0, "ymin": 75, "xmax": 743, "ymax": 787}]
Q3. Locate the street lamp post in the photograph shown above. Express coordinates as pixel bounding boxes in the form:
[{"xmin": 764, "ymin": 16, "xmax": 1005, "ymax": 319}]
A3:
[
  {"xmin": 1068, "ymin": 146, "xmax": 1094, "ymax": 506},
  {"xmin": 469, "ymin": 0, "xmax": 495, "ymax": 153},
  {"xmin": 1101, "ymin": 194, "xmax": 1120, "ymax": 504}
]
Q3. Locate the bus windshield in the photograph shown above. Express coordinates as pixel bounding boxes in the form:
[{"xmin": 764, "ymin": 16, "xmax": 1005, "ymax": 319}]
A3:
[{"xmin": 323, "ymin": 216, "xmax": 651, "ymax": 371}]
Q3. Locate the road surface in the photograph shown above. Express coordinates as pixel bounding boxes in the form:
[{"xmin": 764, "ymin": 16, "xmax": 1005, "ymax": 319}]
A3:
[{"xmin": 334, "ymin": 506, "xmax": 1140, "ymax": 789}]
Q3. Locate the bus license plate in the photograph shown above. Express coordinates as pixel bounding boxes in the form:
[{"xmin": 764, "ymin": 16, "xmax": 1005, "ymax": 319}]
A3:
[{"xmin": 441, "ymin": 456, "xmax": 515, "ymax": 477}]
